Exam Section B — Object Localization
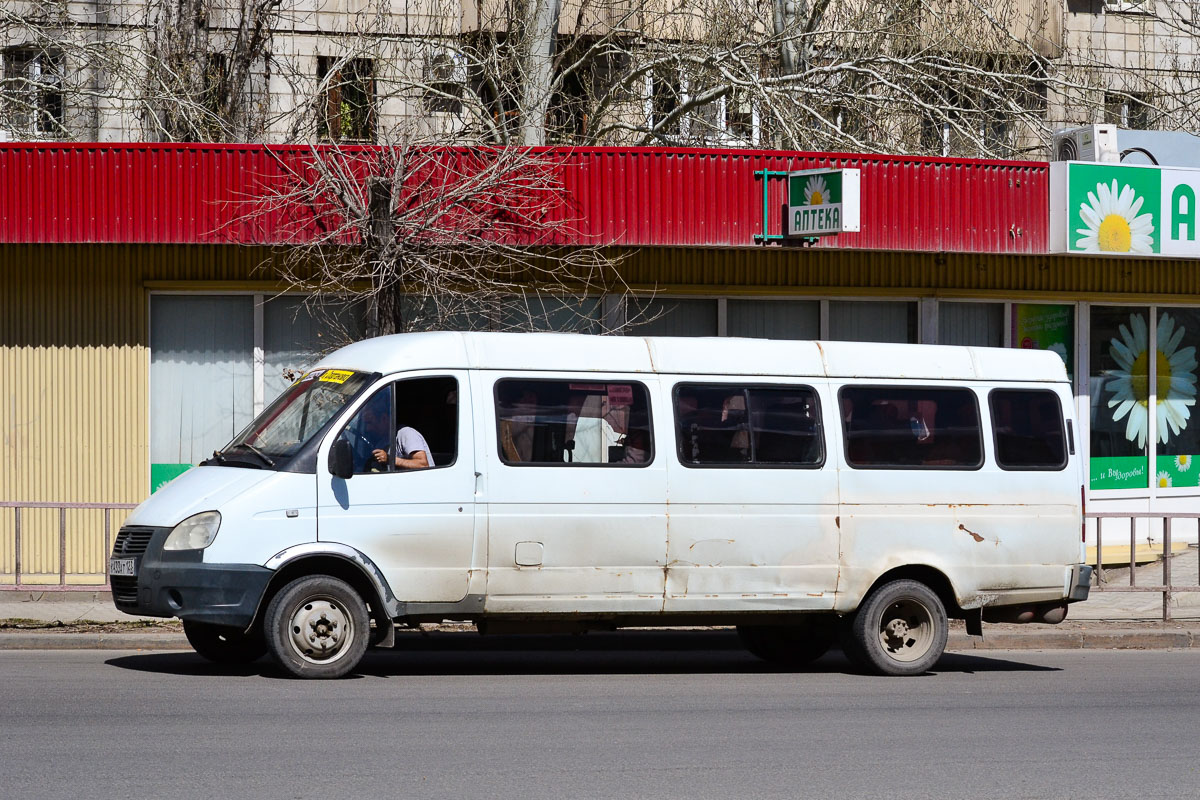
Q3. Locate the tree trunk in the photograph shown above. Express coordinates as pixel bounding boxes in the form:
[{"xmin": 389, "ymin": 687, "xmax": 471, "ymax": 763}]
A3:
[{"xmin": 518, "ymin": 0, "xmax": 561, "ymax": 147}]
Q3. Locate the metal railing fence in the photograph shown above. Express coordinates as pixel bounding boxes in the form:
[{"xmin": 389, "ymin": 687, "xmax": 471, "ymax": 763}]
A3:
[
  {"xmin": 1090, "ymin": 511, "xmax": 1200, "ymax": 622},
  {"xmin": 0, "ymin": 501, "xmax": 137, "ymax": 590}
]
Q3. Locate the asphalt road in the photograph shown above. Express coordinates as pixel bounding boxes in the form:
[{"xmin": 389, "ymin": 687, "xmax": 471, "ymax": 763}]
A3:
[{"xmin": 3, "ymin": 635, "xmax": 1198, "ymax": 800}]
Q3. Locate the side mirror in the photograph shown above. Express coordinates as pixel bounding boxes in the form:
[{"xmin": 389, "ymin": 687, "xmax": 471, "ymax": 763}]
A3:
[{"xmin": 328, "ymin": 437, "xmax": 354, "ymax": 479}]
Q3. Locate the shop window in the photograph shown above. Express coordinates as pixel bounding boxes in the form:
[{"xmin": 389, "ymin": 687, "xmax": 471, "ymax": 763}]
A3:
[
  {"xmin": 727, "ymin": 300, "xmax": 819, "ymax": 340},
  {"xmin": 629, "ymin": 298, "xmax": 718, "ymax": 337},
  {"xmin": 990, "ymin": 389, "xmax": 1068, "ymax": 470},
  {"xmin": 150, "ymin": 294, "xmax": 368, "ymax": 492},
  {"xmin": 2, "ymin": 47, "xmax": 64, "ymax": 135},
  {"xmin": 1086, "ymin": 306, "xmax": 1200, "ymax": 491},
  {"xmin": 317, "ymin": 56, "xmax": 375, "ymax": 142},
  {"xmin": 340, "ymin": 377, "xmax": 458, "ymax": 473},
  {"xmin": 840, "ymin": 386, "xmax": 982, "ymax": 469},
  {"xmin": 674, "ymin": 384, "xmax": 823, "ymax": 468},
  {"xmin": 1156, "ymin": 308, "xmax": 1200, "ymax": 489},
  {"xmin": 1012, "ymin": 303, "xmax": 1075, "ymax": 382},
  {"xmin": 494, "ymin": 379, "xmax": 653, "ymax": 466},
  {"xmin": 1089, "ymin": 306, "xmax": 1151, "ymax": 489},
  {"xmin": 829, "ymin": 300, "xmax": 917, "ymax": 343},
  {"xmin": 939, "ymin": 302, "xmax": 1003, "ymax": 347}
]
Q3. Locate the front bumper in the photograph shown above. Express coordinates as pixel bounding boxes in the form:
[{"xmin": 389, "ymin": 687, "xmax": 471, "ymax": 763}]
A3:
[{"xmin": 110, "ymin": 526, "xmax": 272, "ymax": 630}]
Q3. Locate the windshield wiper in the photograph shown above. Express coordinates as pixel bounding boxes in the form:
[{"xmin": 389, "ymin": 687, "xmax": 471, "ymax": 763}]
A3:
[
  {"xmin": 201, "ymin": 450, "xmax": 227, "ymax": 466},
  {"xmin": 235, "ymin": 442, "xmax": 276, "ymax": 468}
]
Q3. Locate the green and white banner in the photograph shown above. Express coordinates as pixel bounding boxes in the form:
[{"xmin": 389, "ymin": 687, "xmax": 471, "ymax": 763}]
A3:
[
  {"xmin": 1050, "ymin": 162, "xmax": 1200, "ymax": 256},
  {"xmin": 786, "ymin": 168, "xmax": 861, "ymax": 237}
]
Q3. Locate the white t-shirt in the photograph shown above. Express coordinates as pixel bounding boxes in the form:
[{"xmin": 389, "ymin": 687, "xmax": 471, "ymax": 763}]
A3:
[{"xmin": 396, "ymin": 426, "xmax": 434, "ymax": 467}]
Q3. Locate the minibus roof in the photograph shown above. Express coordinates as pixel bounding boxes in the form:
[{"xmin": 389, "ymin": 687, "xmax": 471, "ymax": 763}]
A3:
[{"xmin": 313, "ymin": 332, "xmax": 1069, "ymax": 383}]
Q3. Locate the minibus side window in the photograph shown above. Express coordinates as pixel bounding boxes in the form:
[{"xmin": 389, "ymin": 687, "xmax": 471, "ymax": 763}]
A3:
[
  {"xmin": 989, "ymin": 389, "xmax": 1068, "ymax": 470},
  {"xmin": 840, "ymin": 386, "xmax": 982, "ymax": 470},
  {"xmin": 674, "ymin": 383, "xmax": 824, "ymax": 468},
  {"xmin": 340, "ymin": 376, "xmax": 458, "ymax": 474},
  {"xmin": 494, "ymin": 379, "xmax": 653, "ymax": 466}
]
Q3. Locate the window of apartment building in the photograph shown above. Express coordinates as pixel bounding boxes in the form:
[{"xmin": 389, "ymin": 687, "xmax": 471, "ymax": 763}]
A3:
[
  {"xmin": 317, "ymin": 57, "xmax": 375, "ymax": 142},
  {"xmin": 648, "ymin": 68, "xmax": 682, "ymax": 136},
  {"xmin": 202, "ymin": 53, "xmax": 229, "ymax": 114},
  {"xmin": 1104, "ymin": 91, "xmax": 1154, "ymax": 129},
  {"xmin": 149, "ymin": 294, "xmax": 367, "ymax": 491},
  {"xmin": 423, "ymin": 50, "xmax": 464, "ymax": 114},
  {"xmin": 2, "ymin": 47, "xmax": 64, "ymax": 135}
]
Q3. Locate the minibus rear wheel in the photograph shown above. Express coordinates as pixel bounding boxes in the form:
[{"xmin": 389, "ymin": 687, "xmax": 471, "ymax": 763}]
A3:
[
  {"xmin": 264, "ymin": 575, "xmax": 370, "ymax": 679},
  {"xmin": 736, "ymin": 620, "xmax": 836, "ymax": 667},
  {"xmin": 849, "ymin": 579, "xmax": 948, "ymax": 676},
  {"xmin": 182, "ymin": 620, "xmax": 267, "ymax": 664}
]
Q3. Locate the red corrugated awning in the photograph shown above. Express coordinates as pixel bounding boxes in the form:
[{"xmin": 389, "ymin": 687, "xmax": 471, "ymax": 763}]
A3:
[{"xmin": 0, "ymin": 143, "xmax": 1048, "ymax": 253}]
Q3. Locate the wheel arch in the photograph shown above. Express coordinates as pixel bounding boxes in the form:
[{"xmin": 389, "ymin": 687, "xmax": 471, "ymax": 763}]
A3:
[
  {"xmin": 249, "ymin": 545, "xmax": 397, "ymax": 634},
  {"xmin": 860, "ymin": 565, "xmax": 963, "ymax": 619}
]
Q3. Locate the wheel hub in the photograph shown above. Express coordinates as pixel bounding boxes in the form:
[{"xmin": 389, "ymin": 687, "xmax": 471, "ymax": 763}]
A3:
[
  {"xmin": 288, "ymin": 599, "xmax": 352, "ymax": 664},
  {"xmin": 878, "ymin": 600, "xmax": 932, "ymax": 662}
]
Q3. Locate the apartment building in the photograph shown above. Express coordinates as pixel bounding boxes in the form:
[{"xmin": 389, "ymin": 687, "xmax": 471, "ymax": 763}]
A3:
[{"xmin": 4, "ymin": 0, "xmax": 1197, "ymax": 153}]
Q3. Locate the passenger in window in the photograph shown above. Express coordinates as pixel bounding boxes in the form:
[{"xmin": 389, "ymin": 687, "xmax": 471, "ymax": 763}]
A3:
[
  {"xmin": 499, "ymin": 386, "xmax": 538, "ymax": 462},
  {"xmin": 722, "ymin": 394, "xmax": 750, "ymax": 461},
  {"xmin": 619, "ymin": 428, "xmax": 650, "ymax": 463},
  {"xmin": 920, "ymin": 402, "xmax": 977, "ymax": 467}
]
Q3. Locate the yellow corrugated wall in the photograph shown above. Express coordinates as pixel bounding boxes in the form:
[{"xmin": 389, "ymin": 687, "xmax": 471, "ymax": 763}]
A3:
[
  {"xmin": 3, "ymin": 243, "xmax": 1199, "ymax": 583},
  {"xmin": 0, "ymin": 244, "xmax": 290, "ymax": 584}
]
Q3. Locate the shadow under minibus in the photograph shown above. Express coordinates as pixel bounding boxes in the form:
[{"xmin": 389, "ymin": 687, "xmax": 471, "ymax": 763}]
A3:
[{"xmin": 104, "ymin": 629, "xmax": 1058, "ymax": 677}]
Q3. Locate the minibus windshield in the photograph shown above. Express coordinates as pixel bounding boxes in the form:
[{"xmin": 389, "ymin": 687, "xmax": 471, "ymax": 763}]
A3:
[{"xmin": 207, "ymin": 369, "xmax": 374, "ymax": 469}]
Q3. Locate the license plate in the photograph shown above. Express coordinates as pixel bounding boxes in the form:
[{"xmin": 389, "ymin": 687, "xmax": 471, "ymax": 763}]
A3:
[{"xmin": 109, "ymin": 558, "xmax": 136, "ymax": 577}]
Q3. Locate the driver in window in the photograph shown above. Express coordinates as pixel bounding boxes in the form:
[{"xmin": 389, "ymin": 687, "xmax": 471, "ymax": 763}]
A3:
[{"xmin": 359, "ymin": 395, "xmax": 434, "ymax": 470}]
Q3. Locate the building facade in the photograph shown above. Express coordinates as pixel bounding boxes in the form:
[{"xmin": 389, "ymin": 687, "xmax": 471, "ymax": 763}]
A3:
[
  {"xmin": 4, "ymin": 0, "xmax": 1199, "ymax": 155},
  {"xmin": 2, "ymin": 142, "xmax": 1199, "ymax": 586}
]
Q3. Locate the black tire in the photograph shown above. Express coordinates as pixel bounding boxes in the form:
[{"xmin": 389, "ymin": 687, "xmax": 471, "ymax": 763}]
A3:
[
  {"xmin": 849, "ymin": 579, "xmax": 948, "ymax": 676},
  {"xmin": 264, "ymin": 575, "xmax": 370, "ymax": 679},
  {"xmin": 737, "ymin": 618, "xmax": 836, "ymax": 666},
  {"xmin": 182, "ymin": 619, "xmax": 267, "ymax": 664}
]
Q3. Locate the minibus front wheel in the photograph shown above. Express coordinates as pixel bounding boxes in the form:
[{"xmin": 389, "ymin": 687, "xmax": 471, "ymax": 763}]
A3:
[
  {"xmin": 264, "ymin": 575, "xmax": 370, "ymax": 679},
  {"xmin": 847, "ymin": 579, "xmax": 948, "ymax": 676}
]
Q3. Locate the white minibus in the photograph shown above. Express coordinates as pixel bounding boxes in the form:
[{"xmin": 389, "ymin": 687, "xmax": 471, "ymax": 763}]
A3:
[{"xmin": 112, "ymin": 332, "xmax": 1091, "ymax": 677}]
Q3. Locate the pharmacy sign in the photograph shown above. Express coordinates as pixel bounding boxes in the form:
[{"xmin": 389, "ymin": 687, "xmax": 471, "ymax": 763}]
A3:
[
  {"xmin": 1050, "ymin": 162, "xmax": 1200, "ymax": 256},
  {"xmin": 786, "ymin": 168, "xmax": 861, "ymax": 238}
]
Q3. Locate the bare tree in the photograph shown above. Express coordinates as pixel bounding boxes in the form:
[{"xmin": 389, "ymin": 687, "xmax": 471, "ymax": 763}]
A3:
[{"xmin": 243, "ymin": 137, "xmax": 641, "ymax": 337}]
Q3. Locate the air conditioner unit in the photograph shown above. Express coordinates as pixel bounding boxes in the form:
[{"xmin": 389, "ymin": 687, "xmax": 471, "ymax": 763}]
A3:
[{"xmin": 1052, "ymin": 125, "xmax": 1119, "ymax": 163}]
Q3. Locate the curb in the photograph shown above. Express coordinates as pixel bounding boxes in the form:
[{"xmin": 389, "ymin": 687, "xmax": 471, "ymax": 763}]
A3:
[{"xmin": 948, "ymin": 629, "xmax": 1197, "ymax": 650}]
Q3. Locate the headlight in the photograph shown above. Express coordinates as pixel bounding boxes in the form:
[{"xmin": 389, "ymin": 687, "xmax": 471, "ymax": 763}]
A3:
[{"xmin": 163, "ymin": 511, "xmax": 222, "ymax": 551}]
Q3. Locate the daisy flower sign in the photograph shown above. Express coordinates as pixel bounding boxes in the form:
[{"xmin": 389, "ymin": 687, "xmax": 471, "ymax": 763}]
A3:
[
  {"xmin": 1050, "ymin": 162, "xmax": 1200, "ymax": 256},
  {"xmin": 786, "ymin": 168, "xmax": 861, "ymax": 238}
]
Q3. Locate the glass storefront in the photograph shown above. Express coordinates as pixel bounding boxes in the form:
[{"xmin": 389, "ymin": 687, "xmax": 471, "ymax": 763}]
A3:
[{"xmin": 1088, "ymin": 305, "xmax": 1200, "ymax": 493}]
